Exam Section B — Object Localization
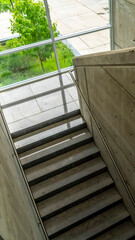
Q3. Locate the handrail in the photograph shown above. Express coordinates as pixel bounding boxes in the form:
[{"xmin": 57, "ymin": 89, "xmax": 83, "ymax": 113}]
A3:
[{"xmin": 69, "ymin": 69, "xmax": 135, "ymax": 209}]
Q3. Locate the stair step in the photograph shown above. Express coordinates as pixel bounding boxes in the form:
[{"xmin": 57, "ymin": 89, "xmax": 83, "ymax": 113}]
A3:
[
  {"xmin": 31, "ymin": 157, "xmax": 106, "ymax": 201},
  {"xmin": 15, "ymin": 116, "xmax": 86, "ymax": 154},
  {"xmin": 21, "ymin": 129, "xmax": 94, "ymax": 169},
  {"xmin": 93, "ymin": 220, "xmax": 135, "ymax": 240},
  {"xmin": 37, "ymin": 172, "xmax": 114, "ymax": 221},
  {"xmin": 45, "ymin": 187, "xmax": 121, "ymax": 238},
  {"xmin": 26, "ymin": 142, "xmax": 100, "ymax": 187},
  {"xmin": 11, "ymin": 107, "xmax": 80, "ymax": 139},
  {"xmin": 52, "ymin": 203, "xmax": 129, "ymax": 240}
]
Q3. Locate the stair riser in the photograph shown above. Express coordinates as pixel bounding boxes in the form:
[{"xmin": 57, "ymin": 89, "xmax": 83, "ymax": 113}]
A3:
[
  {"xmin": 22, "ymin": 137, "xmax": 94, "ymax": 170},
  {"xmin": 29, "ymin": 151, "xmax": 101, "ymax": 186},
  {"xmin": 86, "ymin": 217, "xmax": 130, "ymax": 240},
  {"xmin": 12, "ymin": 109, "xmax": 80, "ymax": 139},
  {"xmin": 41, "ymin": 182, "xmax": 114, "ymax": 221},
  {"xmin": 34, "ymin": 166, "xmax": 107, "ymax": 202},
  {"xmin": 48, "ymin": 200, "xmax": 122, "ymax": 239},
  {"xmin": 17, "ymin": 123, "xmax": 86, "ymax": 154}
]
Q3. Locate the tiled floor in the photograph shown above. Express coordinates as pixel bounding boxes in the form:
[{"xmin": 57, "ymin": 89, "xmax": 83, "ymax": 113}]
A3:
[{"xmin": 0, "ymin": 73, "xmax": 79, "ymax": 133}]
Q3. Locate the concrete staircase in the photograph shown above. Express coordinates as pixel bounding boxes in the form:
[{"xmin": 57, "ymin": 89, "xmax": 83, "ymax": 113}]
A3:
[{"xmin": 12, "ymin": 108, "xmax": 135, "ymax": 240}]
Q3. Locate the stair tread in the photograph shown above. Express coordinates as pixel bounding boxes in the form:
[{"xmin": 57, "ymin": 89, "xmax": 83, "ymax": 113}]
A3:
[
  {"xmin": 20, "ymin": 129, "xmax": 93, "ymax": 168},
  {"xmin": 94, "ymin": 220, "xmax": 135, "ymax": 240},
  {"xmin": 26, "ymin": 142, "xmax": 99, "ymax": 186},
  {"xmin": 52, "ymin": 203, "xmax": 129, "ymax": 240},
  {"xmin": 15, "ymin": 116, "xmax": 85, "ymax": 154},
  {"xmin": 31, "ymin": 156, "xmax": 106, "ymax": 200},
  {"xmin": 45, "ymin": 187, "xmax": 121, "ymax": 237},
  {"xmin": 37, "ymin": 172, "xmax": 114, "ymax": 220},
  {"xmin": 10, "ymin": 102, "xmax": 80, "ymax": 138}
]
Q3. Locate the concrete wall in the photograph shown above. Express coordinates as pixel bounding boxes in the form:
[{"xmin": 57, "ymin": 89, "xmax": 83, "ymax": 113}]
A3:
[
  {"xmin": 113, "ymin": 0, "xmax": 135, "ymax": 49},
  {"xmin": 0, "ymin": 111, "xmax": 46, "ymax": 240},
  {"xmin": 73, "ymin": 47, "xmax": 135, "ymax": 223}
]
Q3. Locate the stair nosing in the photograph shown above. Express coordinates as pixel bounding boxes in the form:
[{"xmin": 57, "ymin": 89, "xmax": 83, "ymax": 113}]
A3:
[
  {"xmin": 28, "ymin": 148, "xmax": 101, "ymax": 187},
  {"xmin": 32, "ymin": 160, "xmax": 107, "ymax": 202},
  {"xmin": 38, "ymin": 173, "xmax": 114, "ymax": 221},
  {"xmin": 16, "ymin": 122, "xmax": 86, "ymax": 154},
  {"xmin": 11, "ymin": 109, "xmax": 80, "ymax": 139},
  {"xmin": 21, "ymin": 132, "xmax": 94, "ymax": 170},
  {"xmin": 46, "ymin": 198, "xmax": 122, "ymax": 238},
  {"xmin": 49, "ymin": 204, "xmax": 130, "ymax": 240}
]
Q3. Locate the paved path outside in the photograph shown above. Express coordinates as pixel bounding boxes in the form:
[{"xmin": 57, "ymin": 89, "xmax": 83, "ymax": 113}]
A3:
[
  {"xmin": 48, "ymin": 0, "xmax": 110, "ymax": 55},
  {"xmin": 0, "ymin": 0, "xmax": 110, "ymax": 54}
]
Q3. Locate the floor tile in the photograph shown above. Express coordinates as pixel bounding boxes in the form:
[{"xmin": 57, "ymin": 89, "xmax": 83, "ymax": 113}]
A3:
[
  {"xmin": 36, "ymin": 89, "xmax": 73, "ymax": 112},
  {"xmin": 66, "ymin": 86, "xmax": 79, "ymax": 101},
  {"xmin": 8, "ymin": 102, "xmax": 79, "ymax": 134},
  {"xmin": 29, "ymin": 74, "xmax": 72, "ymax": 96},
  {"xmin": 30, "ymin": 76, "xmax": 61, "ymax": 95},
  {"xmin": 3, "ymin": 100, "xmax": 41, "ymax": 124},
  {"xmin": 53, "ymin": 3, "xmax": 90, "ymax": 19},
  {"xmin": 80, "ymin": 31, "xmax": 109, "ymax": 49},
  {"xmin": 0, "ymin": 85, "xmax": 33, "ymax": 106},
  {"xmin": 68, "ymin": 38, "xmax": 89, "ymax": 54},
  {"xmin": 92, "ymin": 44, "xmax": 110, "ymax": 53}
]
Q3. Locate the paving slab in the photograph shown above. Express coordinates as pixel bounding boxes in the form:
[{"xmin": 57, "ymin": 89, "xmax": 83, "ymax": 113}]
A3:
[{"xmin": 3, "ymin": 100, "xmax": 41, "ymax": 124}]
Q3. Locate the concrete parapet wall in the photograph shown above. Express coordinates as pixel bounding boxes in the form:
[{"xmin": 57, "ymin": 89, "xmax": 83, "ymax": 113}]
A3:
[
  {"xmin": 113, "ymin": 0, "xmax": 135, "ymax": 49},
  {"xmin": 73, "ymin": 47, "xmax": 135, "ymax": 222},
  {"xmin": 0, "ymin": 112, "xmax": 46, "ymax": 240}
]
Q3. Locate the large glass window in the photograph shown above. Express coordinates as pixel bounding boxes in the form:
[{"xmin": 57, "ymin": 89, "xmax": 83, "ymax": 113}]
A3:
[{"xmin": 0, "ymin": 0, "xmax": 111, "ymax": 88}]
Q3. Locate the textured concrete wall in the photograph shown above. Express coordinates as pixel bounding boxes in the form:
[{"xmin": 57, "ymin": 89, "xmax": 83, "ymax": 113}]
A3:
[
  {"xmin": 0, "ymin": 113, "xmax": 46, "ymax": 240},
  {"xmin": 73, "ymin": 47, "xmax": 135, "ymax": 222},
  {"xmin": 113, "ymin": 0, "xmax": 135, "ymax": 49}
]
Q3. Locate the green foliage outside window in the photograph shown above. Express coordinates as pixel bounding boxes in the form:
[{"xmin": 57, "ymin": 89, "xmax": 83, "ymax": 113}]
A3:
[{"xmin": 0, "ymin": 0, "xmax": 74, "ymax": 87}]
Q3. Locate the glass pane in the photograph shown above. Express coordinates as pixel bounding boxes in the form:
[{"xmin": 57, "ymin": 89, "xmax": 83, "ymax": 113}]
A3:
[
  {"xmin": 0, "ymin": 0, "xmax": 51, "ymax": 51},
  {"xmin": 0, "ymin": 43, "xmax": 57, "ymax": 87},
  {"xmin": 56, "ymin": 41, "xmax": 75, "ymax": 69},
  {"xmin": 48, "ymin": 0, "xmax": 109, "ymax": 35},
  {"xmin": 57, "ymin": 29, "xmax": 110, "ymax": 69}
]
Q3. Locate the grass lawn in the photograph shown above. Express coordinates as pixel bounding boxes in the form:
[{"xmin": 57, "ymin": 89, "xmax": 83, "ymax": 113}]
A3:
[{"xmin": 0, "ymin": 42, "xmax": 74, "ymax": 87}]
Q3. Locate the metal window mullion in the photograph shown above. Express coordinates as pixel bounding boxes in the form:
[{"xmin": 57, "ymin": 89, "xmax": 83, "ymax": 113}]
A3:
[
  {"xmin": 109, "ymin": 0, "xmax": 114, "ymax": 50},
  {"xmin": 0, "ymin": 38, "xmax": 53, "ymax": 57},
  {"xmin": 0, "ymin": 66, "xmax": 74, "ymax": 92},
  {"xmin": 0, "ymin": 25, "xmax": 111, "ymax": 57},
  {"xmin": 43, "ymin": 0, "xmax": 61, "ymax": 73}
]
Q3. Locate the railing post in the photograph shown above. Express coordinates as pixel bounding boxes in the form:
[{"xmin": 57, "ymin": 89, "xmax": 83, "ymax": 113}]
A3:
[
  {"xmin": 109, "ymin": 0, "xmax": 115, "ymax": 50},
  {"xmin": 43, "ymin": 0, "xmax": 61, "ymax": 73}
]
